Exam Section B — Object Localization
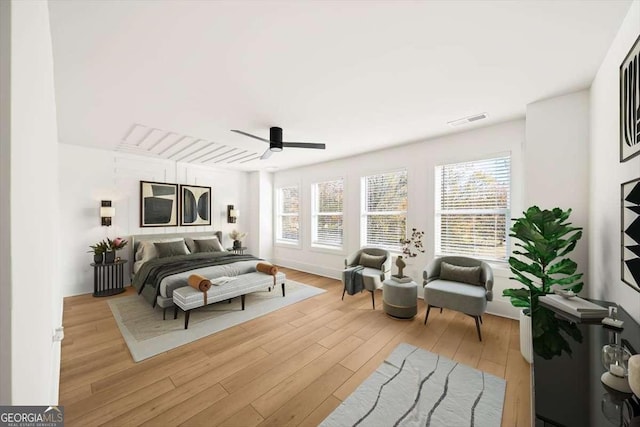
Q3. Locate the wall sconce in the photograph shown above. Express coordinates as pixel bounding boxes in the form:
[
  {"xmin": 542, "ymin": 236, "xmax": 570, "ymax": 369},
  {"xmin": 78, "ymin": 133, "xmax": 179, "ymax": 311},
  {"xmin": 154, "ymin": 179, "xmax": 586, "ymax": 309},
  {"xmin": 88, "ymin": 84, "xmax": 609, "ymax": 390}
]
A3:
[
  {"xmin": 100, "ymin": 200, "xmax": 115, "ymax": 226},
  {"xmin": 227, "ymin": 205, "xmax": 239, "ymax": 223}
]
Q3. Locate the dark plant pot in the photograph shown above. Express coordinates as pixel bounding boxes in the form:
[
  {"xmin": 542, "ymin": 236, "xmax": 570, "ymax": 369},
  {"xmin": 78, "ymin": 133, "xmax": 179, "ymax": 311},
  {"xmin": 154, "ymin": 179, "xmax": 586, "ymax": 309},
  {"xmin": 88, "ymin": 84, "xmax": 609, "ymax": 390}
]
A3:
[
  {"xmin": 233, "ymin": 240, "xmax": 241, "ymax": 249},
  {"xmin": 93, "ymin": 254, "xmax": 103, "ymax": 264},
  {"xmin": 104, "ymin": 251, "xmax": 116, "ymax": 263}
]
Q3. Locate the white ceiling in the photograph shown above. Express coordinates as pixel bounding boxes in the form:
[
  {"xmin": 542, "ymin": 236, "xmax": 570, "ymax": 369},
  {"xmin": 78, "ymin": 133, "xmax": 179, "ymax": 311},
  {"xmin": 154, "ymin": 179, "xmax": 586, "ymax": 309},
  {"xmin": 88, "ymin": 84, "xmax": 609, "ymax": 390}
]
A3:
[{"xmin": 48, "ymin": 0, "xmax": 632, "ymax": 171}]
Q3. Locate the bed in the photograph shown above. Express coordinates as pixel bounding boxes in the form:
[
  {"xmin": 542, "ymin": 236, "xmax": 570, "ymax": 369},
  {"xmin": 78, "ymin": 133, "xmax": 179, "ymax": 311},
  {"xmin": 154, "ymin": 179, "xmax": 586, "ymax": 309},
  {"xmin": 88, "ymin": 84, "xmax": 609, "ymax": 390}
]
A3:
[{"xmin": 131, "ymin": 231, "xmax": 261, "ymax": 307}]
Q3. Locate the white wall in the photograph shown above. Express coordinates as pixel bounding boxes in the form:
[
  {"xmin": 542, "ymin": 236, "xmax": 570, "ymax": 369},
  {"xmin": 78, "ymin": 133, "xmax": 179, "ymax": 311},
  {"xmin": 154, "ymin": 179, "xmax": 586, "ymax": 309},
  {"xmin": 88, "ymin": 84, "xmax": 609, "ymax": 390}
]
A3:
[
  {"xmin": 524, "ymin": 90, "xmax": 590, "ymax": 291},
  {"xmin": 248, "ymin": 171, "xmax": 274, "ymax": 261},
  {"xmin": 0, "ymin": 0, "xmax": 11, "ymax": 405},
  {"xmin": 59, "ymin": 144, "xmax": 252, "ymax": 296},
  {"xmin": 1, "ymin": 0, "xmax": 63, "ymax": 404},
  {"xmin": 273, "ymin": 120, "xmax": 525, "ymax": 319},
  {"xmin": 590, "ymin": 0, "xmax": 640, "ymax": 323}
]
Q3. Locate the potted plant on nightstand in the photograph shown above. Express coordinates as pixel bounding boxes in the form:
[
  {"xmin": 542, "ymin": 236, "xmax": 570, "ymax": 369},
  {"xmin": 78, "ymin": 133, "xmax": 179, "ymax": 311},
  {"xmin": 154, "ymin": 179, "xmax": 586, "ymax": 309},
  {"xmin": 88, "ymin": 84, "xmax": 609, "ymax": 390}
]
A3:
[
  {"xmin": 503, "ymin": 206, "xmax": 583, "ymax": 363},
  {"xmin": 107, "ymin": 237, "xmax": 128, "ymax": 262},
  {"xmin": 229, "ymin": 230, "xmax": 247, "ymax": 250},
  {"xmin": 88, "ymin": 240, "xmax": 108, "ymax": 264}
]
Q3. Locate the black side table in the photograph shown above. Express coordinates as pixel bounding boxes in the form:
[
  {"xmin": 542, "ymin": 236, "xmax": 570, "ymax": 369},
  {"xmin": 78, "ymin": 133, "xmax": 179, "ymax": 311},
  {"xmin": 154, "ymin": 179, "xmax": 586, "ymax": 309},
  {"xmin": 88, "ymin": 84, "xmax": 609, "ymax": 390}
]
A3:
[
  {"xmin": 91, "ymin": 259, "xmax": 127, "ymax": 297},
  {"xmin": 226, "ymin": 247, "xmax": 248, "ymax": 255}
]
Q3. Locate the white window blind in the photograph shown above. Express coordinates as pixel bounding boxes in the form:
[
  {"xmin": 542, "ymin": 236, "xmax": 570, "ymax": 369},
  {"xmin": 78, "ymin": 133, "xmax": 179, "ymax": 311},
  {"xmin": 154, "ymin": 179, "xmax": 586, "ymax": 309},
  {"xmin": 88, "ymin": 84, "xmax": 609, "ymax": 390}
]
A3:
[
  {"xmin": 276, "ymin": 186, "xmax": 300, "ymax": 243},
  {"xmin": 312, "ymin": 179, "xmax": 344, "ymax": 248},
  {"xmin": 435, "ymin": 155, "xmax": 511, "ymax": 261},
  {"xmin": 362, "ymin": 170, "xmax": 407, "ymax": 251}
]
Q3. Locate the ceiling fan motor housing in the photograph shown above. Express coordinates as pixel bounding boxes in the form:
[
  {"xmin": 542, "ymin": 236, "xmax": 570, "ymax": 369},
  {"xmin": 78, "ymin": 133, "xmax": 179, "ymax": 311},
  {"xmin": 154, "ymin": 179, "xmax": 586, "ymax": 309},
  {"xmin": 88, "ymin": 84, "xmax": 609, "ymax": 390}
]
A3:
[{"xmin": 270, "ymin": 127, "xmax": 283, "ymax": 151}]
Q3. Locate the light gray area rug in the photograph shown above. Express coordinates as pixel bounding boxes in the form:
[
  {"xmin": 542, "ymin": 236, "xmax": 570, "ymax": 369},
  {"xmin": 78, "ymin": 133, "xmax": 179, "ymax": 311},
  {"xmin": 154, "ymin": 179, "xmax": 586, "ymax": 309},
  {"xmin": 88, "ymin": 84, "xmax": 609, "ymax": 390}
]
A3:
[
  {"xmin": 108, "ymin": 280, "xmax": 325, "ymax": 362},
  {"xmin": 321, "ymin": 343, "xmax": 506, "ymax": 427}
]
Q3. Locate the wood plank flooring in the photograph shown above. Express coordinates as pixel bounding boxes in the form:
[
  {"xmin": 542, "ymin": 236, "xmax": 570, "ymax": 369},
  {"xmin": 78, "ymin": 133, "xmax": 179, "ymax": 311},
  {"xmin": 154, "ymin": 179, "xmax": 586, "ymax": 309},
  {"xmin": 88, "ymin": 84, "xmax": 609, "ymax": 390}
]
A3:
[{"xmin": 59, "ymin": 267, "xmax": 532, "ymax": 426}]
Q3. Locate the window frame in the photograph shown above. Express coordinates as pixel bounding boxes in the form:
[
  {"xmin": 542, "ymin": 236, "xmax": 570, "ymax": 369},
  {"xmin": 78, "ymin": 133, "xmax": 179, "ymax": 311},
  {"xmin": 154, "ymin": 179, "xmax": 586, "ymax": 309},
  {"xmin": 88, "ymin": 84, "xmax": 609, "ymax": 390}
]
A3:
[
  {"xmin": 434, "ymin": 153, "xmax": 511, "ymax": 262},
  {"xmin": 360, "ymin": 168, "xmax": 408, "ymax": 252},
  {"xmin": 275, "ymin": 184, "xmax": 301, "ymax": 247},
  {"xmin": 311, "ymin": 178, "xmax": 345, "ymax": 251}
]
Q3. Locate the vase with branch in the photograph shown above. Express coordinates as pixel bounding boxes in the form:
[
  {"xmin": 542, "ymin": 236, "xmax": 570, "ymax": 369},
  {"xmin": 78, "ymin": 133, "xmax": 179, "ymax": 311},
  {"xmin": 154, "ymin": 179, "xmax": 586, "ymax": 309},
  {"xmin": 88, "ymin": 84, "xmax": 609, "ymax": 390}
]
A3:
[
  {"xmin": 229, "ymin": 230, "xmax": 247, "ymax": 249},
  {"xmin": 399, "ymin": 228, "xmax": 425, "ymax": 258}
]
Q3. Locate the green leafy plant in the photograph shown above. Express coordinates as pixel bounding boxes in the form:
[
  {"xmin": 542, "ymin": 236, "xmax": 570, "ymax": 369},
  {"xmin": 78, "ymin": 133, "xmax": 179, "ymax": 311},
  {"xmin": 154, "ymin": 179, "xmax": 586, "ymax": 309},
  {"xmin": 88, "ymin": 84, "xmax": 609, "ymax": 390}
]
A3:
[
  {"xmin": 503, "ymin": 206, "xmax": 583, "ymax": 314},
  {"xmin": 88, "ymin": 240, "xmax": 108, "ymax": 255}
]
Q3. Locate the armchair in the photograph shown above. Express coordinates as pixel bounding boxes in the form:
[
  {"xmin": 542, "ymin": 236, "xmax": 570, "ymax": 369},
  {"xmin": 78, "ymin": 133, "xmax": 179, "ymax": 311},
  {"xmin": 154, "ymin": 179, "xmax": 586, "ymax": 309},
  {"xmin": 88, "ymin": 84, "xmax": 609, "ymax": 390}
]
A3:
[
  {"xmin": 342, "ymin": 247, "xmax": 391, "ymax": 309},
  {"xmin": 423, "ymin": 256, "xmax": 493, "ymax": 341}
]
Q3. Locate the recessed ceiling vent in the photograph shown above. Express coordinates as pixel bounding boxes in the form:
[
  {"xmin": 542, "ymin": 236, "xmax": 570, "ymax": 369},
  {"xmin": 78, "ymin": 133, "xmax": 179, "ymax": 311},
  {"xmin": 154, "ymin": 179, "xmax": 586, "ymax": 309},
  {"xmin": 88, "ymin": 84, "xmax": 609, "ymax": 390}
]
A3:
[{"xmin": 447, "ymin": 112, "xmax": 488, "ymax": 127}]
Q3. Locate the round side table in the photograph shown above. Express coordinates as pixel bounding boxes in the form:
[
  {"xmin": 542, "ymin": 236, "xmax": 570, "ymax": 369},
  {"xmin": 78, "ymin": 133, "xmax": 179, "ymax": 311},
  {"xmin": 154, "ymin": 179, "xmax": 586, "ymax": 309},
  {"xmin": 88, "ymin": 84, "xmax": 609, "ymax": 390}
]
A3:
[{"xmin": 383, "ymin": 278, "xmax": 418, "ymax": 319}]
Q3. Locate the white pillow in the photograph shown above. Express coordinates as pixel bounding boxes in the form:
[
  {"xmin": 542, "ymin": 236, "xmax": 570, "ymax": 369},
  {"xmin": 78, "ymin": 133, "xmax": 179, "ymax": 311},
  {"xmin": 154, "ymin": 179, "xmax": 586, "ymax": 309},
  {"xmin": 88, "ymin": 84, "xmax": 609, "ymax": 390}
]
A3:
[{"xmin": 135, "ymin": 238, "xmax": 185, "ymax": 263}]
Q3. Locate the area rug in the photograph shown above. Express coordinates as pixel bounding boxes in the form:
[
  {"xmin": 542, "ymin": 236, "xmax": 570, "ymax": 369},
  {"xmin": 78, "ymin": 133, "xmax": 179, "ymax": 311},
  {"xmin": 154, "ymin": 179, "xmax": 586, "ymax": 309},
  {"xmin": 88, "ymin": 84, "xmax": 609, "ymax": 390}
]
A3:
[
  {"xmin": 321, "ymin": 343, "xmax": 506, "ymax": 427},
  {"xmin": 108, "ymin": 280, "xmax": 325, "ymax": 362}
]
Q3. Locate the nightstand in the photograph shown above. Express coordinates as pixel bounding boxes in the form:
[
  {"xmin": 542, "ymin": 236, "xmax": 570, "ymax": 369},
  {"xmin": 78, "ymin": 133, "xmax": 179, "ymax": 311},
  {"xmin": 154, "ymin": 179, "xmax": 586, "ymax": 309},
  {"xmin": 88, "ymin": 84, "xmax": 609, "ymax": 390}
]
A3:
[
  {"xmin": 91, "ymin": 259, "xmax": 127, "ymax": 297},
  {"xmin": 227, "ymin": 247, "xmax": 248, "ymax": 255}
]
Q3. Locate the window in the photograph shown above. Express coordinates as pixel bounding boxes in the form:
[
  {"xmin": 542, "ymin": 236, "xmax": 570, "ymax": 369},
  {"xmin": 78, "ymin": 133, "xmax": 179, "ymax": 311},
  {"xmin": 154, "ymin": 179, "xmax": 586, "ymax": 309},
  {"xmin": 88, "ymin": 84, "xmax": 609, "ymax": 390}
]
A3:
[
  {"xmin": 435, "ymin": 155, "xmax": 511, "ymax": 261},
  {"xmin": 311, "ymin": 179, "xmax": 344, "ymax": 248},
  {"xmin": 276, "ymin": 186, "xmax": 300, "ymax": 244},
  {"xmin": 361, "ymin": 170, "xmax": 408, "ymax": 251}
]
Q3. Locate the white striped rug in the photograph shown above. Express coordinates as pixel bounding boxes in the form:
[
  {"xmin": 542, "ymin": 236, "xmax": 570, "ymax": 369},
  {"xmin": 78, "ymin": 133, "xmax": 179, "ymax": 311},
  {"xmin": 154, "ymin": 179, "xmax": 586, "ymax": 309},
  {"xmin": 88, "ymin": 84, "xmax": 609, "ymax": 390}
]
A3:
[
  {"xmin": 321, "ymin": 343, "xmax": 506, "ymax": 427},
  {"xmin": 108, "ymin": 280, "xmax": 325, "ymax": 362}
]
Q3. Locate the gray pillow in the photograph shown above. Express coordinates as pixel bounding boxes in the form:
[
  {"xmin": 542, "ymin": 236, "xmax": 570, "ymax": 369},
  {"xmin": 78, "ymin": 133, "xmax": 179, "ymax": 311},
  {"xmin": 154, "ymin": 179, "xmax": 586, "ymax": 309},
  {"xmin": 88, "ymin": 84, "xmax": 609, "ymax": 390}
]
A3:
[
  {"xmin": 439, "ymin": 261, "xmax": 482, "ymax": 286},
  {"xmin": 194, "ymin": 237, "xmax": 224, "ymax": 253},
  {"xmin": 154, "ymin": 241, "xmax": 189, "ymax": 258},
  {"xmin": 359, "ymin": 252, "xmax": 386, "ymax": 270}
]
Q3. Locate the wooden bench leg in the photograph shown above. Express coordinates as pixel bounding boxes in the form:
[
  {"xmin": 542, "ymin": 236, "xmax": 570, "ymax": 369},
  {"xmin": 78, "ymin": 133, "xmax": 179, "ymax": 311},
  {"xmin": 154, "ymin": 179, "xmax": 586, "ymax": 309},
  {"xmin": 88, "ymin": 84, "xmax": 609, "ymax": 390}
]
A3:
[
  {"xmin": 174, "ymin": 305, "xmax": 178, "ymax": 320},
  {"xmin": 184, "ymin": 310, "xmax": 191, "ymax": 329},
  {"xmin": 241, "ymin": 294, "xmax": 245, "ymax": 310},
  {"xmin": 281, "ymin": 282, "xmax": 285, "ymax": 297}
]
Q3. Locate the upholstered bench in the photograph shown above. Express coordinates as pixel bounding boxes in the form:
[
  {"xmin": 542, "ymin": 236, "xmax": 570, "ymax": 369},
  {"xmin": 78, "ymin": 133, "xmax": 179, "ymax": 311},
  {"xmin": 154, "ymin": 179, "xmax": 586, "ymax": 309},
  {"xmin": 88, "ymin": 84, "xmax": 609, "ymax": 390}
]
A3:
[{"xmin": 172, "ymin": 271, "xmax": 286, "ymax": 329}]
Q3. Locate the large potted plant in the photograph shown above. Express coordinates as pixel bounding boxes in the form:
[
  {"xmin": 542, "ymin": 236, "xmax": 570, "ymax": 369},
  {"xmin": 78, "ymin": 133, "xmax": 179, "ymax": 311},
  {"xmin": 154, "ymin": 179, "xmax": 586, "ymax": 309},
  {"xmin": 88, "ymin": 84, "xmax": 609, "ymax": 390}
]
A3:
[{"xmin": 503, "ymin": 206, "xmax": 583, "ymax": 363}]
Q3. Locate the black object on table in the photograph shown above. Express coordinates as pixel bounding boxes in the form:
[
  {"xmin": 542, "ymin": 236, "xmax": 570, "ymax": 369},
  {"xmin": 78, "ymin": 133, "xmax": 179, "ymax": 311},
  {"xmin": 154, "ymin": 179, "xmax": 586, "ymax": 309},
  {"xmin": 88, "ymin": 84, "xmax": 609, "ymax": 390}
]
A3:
[
  {"xmin": 91, "ymin": 259, "xmax": 127, "ymax": 297},
  {"xmin": 226, "ymin": 247, "xmax": 248, "ymax": 255},
  {"xmin": 533, "ymin": 298, "xmax": 640, "ymax": 427}
]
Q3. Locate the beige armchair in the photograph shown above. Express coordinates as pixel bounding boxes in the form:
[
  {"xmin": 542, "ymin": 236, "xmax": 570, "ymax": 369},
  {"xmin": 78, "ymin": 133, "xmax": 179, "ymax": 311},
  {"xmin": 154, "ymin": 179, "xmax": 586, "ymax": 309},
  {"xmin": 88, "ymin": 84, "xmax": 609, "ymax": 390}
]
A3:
[
  {"xmin": 423, "ymin": 256, "xmax": 493, "ymax": 341},
  {"xmin": 342, "ymin": 247, "xmax": 392, "ymax": 309}
]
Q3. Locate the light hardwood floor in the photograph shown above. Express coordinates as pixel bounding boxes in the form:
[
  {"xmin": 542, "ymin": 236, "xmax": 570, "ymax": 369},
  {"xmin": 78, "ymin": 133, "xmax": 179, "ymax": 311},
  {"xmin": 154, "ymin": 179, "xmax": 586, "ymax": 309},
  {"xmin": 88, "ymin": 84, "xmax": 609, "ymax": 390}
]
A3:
[{"xmin": 59, "ymin": 267, "xmax": 532, "ymax": 426}]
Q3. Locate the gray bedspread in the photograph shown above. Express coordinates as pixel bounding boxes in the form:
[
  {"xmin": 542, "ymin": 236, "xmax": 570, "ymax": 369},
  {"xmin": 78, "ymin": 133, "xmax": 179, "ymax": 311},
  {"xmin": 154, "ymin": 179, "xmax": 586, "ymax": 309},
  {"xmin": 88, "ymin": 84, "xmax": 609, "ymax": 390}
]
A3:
[{"xmin": 133, "ymin": 252, "xmax": 260, "ymax": 305}]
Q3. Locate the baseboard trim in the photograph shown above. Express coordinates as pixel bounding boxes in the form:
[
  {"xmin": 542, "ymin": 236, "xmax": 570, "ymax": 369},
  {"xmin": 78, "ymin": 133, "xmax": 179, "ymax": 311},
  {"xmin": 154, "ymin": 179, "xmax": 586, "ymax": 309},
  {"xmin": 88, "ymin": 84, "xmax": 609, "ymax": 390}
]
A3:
[{"xmin": 273, "ymin": 258, "xmax": 342, "ymax": 281}]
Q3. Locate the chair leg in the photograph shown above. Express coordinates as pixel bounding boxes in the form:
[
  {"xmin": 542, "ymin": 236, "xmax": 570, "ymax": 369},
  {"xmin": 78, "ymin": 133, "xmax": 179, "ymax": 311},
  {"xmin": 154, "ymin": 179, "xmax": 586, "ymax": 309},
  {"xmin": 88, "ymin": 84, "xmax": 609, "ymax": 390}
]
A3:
[
  {"xmin": 474, "ymin": 316, "xmax": 482, "ymax": 341},
  {"xmin": 424, "ymin": 305, "xmax": 432, "ymax": 325},
  {"xmin": 371, "ymin": 290, "xmax": 375, "ymax": 309},
  {"xmin": 163, "ymin": 307, "xmax": 166, "ymax": 320},
  {"xmin": 440, "ymin": 307, "xmax": 443, "ymax": 314},
  {"xmin": 281, "ymin": 282, "xmax": 286, "ymax": 297},
  {"xmin": 342, "ymin": 288, "xmax": 346, "ymax": 300},
  {"xmin": 479, "ymin": 316, "xmax": 483, "ymax": 324}
]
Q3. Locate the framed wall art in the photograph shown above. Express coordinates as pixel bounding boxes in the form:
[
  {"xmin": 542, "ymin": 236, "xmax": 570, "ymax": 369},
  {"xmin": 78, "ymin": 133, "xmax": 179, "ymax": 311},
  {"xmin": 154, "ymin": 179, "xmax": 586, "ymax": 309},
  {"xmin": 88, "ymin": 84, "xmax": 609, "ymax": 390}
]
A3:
[
  {"xmin": 621, "ymin": 177, "xmax": 640, "ymax": 293},
  {"xmin": 180, "ymin": 184, "xmax": 211, "ymax": 226},
  {"xmin": 140, "ymin": 181, "xmax": 179, "ymax": 227},
  {"xmin": 620, "ymin": 34, "xmax": 640, "ymax": 162}
]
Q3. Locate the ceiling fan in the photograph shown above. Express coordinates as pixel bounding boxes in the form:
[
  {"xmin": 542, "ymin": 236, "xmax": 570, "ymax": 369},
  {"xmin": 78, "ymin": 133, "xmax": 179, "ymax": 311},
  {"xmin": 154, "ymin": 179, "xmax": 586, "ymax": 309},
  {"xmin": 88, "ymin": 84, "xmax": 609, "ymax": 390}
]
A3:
[{"xmin": 231, "ymin": 127, "xmax": 326, "ymax": 159}]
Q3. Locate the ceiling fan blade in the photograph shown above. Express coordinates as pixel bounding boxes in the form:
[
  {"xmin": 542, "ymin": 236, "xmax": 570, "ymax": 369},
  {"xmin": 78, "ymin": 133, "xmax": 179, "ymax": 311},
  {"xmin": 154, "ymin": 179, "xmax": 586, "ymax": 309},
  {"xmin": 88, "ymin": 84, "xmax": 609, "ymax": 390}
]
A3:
[
  {"xmin": 230, "ymin": 130, "xmax": 270, "ymax": 143},
  {"xmin": 260, "ymin": 148, "xmax": 273, "ymax": 160},
  {"xmin": 282, "ymin": 142, "xmax": 326, "ymax": 150}
]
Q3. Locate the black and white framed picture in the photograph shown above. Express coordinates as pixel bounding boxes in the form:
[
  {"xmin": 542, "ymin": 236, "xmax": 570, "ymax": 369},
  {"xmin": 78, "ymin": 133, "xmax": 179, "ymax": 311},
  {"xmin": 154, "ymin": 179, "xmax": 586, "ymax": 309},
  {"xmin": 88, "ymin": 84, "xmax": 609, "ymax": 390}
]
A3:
[
  {"xmin": 180, "ymin": 184, "xmax": 211, "ymax": 226},
  {"xmin": 140, "ymin": 181, "xmax": 178, "ymax": 227},
  {"xmin": 621, "ymin": 177, "xmax": 640, "ymax": 292},
  {"xmin": 620, "ymin": 34, "xmax": 640, "ymax": 162}
]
